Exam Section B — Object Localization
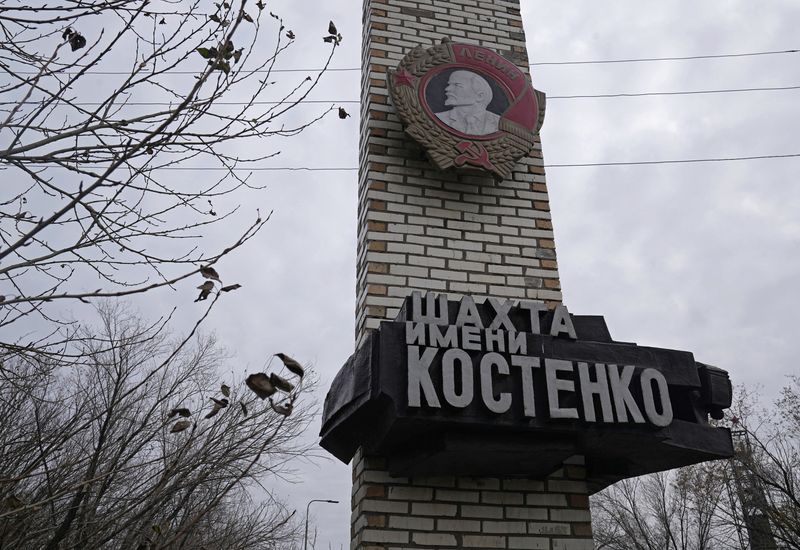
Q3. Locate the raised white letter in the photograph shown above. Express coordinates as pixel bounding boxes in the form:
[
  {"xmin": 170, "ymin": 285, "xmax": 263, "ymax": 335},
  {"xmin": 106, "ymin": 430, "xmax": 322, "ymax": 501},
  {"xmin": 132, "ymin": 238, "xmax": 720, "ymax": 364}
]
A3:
[
  {"xmin": 511, "ymin": 355, "xmax": 540, "ymax": 417},
  {"xmin": 545, "ymin": 359, "xmax": 579, "ymax": 419},
  {"xmin": 461, "ymin": 325, "xmax": 481, "ymax": 351},
  {"xmin": 577, "ymin": 362, "xmax": 613, "ymax": 422},
  {"xmin": 550, "ymin": 305, "xmax": 577, "ymax": 339},
  {"xmin": 442, "ymin": 348, "xmax": 474, "ymax": 408},
  {"xmin": 479, "ymin": 353, "xmax": 512, "ymax": 414},
  {"xmin": 485, "ymin": 329, "xmax": 505, "ymax": 352},
  {"xmin": 607, "ymin": 364, "xmax": 645, "ymax": 423},
  {"xmin": 428, "ymin": 324, "xmax": 458, "ymax": 348},
  {"xmin": 508, "ymin": 331, "xmax": 527, "ymax": 355},
  {"xmin": 407, "ymin": 346, "xmax": 440, "ymax": 408},
  {"xmin": 640, "ymin": 368, "xmax": 673, "ymax": 427},
  {"xmin": 455, "ymin": 295, "xmax": 483, "ymax": 327},
  {"xmin": 405, "ymin": 321, "xmax": 426, "ymax": 345},
  {"xmin": 519, "ymin": 300, "xmax": 547, "ymax": 334},
  {"xmin": 487, "ymin": 297, "xmax": 515, "ymax": 330},
  {"xmin": 412, "ymin": 291, "xmax": 448, "ymax": 325}
]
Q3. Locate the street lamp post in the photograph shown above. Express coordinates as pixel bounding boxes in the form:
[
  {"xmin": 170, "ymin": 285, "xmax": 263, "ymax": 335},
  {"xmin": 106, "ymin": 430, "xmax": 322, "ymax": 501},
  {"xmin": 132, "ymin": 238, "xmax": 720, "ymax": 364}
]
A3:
[{"xmin": 304, "ymin": 498, "xmax": 339, "ymax": 550}]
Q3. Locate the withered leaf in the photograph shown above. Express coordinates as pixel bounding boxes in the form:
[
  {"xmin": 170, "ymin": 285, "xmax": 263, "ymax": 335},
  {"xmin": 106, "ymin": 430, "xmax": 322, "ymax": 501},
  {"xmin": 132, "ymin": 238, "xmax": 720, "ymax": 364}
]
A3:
[
  {"xmin": 220, "ymin": 284, "xmax": 241, "ymax": 292},
  {"xmin": 221, "ymin": 383, "xmax": 230, "ymax": 397},
  {"xmin": 169, "ymin": 408, "xmax": 191, "ymax": 418},
  {"xmin": 195, "ymin": 280, "xmax": 214, "ymax": 302},
  {"xmin": 200, "ymin": 265, "xmax": 220, "ymax": 281},
  {"xmin": 338, "ymin": 107, "xmax": 350, "ymax": 119},
  {"xmin": 210, "ymin": 397, "xmax": 229, "ymax": 408},
  {"xmin": 322, "ymin": 36, "xmax": 334, "ymax": 43},
  {"xmin": 270, "ymin": 372, "xmax": 294, "ymax": 393},
  {"xmin": 212, "ymin": 60, "xmax": 231, "ymax": 74},
  {"xmin": 328, "ymin": 21, "xmax": 338, "ymax": 35},
  {"xmin": 197, "ymin": 281, "xmax": 215, "ymax": 291},
  {"xmin": 233, "ymin": 48, "xmax": 243, "ymax": 63},
  {"xmin": 275, "ymin": 353, "xmax": 304, "ymax": 378},
  {"xmin": 269, "ymin": 398, "xmax": 293, "ymax": 416},
  {"xmin": 256, "ymin": 1, "xmax": 265, "ymax": 11},
  {"xmin": 286, "ymin": 30, "xmax": 295, "ymax": 39},
  {"xmin": 204, "ymin": 399, "xmax": 227, "ymax": 419},
  {"xmin": 159, "ymin": 17, "xmax": 166, "ymax": 24},
  {"xmin": 240, "ymin": 402, "xmax": 248, "ymax": 416},
  {"xmin": 170, "ymin": 420, "xmax": 192, "ymax": 433},
  {"xmin": 68, "ymin": 31, "xmax": 86, "ymax": 51},
  {"xmin": 243, "ymin": 12, "xmax": 254, "ymax": 23},
  {"xmin": 246, "ymin": 373, "xmax": 276, "ymax": 399}
]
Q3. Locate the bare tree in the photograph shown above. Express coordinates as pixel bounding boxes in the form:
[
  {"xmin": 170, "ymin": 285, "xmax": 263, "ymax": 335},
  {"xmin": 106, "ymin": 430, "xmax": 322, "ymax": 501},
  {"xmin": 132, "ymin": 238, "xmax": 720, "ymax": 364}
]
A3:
[
  {"xmin": 591, "ymin": 381, "xmax": 800, "ymax": 550},
  {"xmin": 727, "ymin": 379, "xmax": 800, "ymax": 549},
  {"xmin": 591, "ymin": 465, "xmax": 740, "ymax": 550},
  {"xmin": 1, "ymin": 4, "xmax": 341, "ymax": 546},
  {"xmin": 0, "ymin": 302, "xmax": 315, "ymax": 549},
  {"xmin": 0, "ymin": 0, "xmax": 342, "ymax": 360}
]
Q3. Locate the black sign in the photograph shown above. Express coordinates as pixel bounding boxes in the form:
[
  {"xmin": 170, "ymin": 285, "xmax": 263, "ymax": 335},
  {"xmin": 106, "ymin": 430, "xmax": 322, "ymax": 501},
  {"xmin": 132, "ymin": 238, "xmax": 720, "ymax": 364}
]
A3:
[{"xmin": 320, "ymin": 293, "xmax": 733, "ymax": 492}]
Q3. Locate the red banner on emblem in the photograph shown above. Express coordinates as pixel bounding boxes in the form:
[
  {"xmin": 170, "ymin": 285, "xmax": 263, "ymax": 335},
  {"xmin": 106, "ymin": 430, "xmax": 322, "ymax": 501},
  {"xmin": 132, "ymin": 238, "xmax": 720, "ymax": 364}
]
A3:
[{"xmin": 451, "ymin": 44, "xmax": 539, "ymax": 133}]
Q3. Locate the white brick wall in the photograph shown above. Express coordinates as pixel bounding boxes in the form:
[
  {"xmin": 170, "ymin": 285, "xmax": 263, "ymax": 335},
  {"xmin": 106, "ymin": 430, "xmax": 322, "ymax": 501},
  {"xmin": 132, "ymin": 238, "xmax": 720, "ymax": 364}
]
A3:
[
  {"xmin": 351, "ymin": 452, "xmax": 594, "ymax": 550},
  {"xmin": 355, "ymin": 0, "xmax": 562, "ymax": 344},
  {"xmin": 351, "ymin": 0, "xmax": 593, "ymax": 548}
]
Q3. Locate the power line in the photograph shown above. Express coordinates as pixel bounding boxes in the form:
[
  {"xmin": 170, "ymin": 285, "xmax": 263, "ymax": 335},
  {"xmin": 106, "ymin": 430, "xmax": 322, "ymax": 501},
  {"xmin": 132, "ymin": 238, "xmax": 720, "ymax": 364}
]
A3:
[
  {"xmin": 530, "ymin": 48, "xmax": 799, "ymax": 66},
  {"xmin": 28, "ymin": 153, "xmax": 798, "ymax": 172},
  {"xmin": 543, "ymin": 153, "xmax": 800, "ymax": 168},
  {"xmin": 10, "ymin": 48, "xmax": 799, "ymax": 75},
  {"xmin": 4, "ymin": 84, "xmax": 799, "ymax": 107},
  {"xmin": 548, "ymin": 84, "xmax": 800, "ymax": 99}
]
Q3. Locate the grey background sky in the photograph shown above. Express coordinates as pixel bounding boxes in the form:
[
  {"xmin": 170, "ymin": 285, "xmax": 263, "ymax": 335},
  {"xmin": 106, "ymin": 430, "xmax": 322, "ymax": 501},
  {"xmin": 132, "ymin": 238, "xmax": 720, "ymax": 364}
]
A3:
[{"xmin": 96, "ymin": 1, "xmax": 799, "ymax": 547}]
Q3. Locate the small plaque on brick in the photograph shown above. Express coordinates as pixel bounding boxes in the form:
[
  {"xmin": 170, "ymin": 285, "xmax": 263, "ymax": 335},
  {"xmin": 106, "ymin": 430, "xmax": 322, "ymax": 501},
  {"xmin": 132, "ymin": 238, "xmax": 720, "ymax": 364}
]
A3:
[{"xmin": 388, "ymin": 39, "xmax": 546, "ymax": 181}]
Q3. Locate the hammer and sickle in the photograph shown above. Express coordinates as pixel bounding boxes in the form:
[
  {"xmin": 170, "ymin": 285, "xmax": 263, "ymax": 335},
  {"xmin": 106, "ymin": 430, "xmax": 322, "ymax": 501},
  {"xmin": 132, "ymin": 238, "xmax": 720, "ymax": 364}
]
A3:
[{"xmin": 454, "ymin": 141, "xmax": 495, "ymax": 171}]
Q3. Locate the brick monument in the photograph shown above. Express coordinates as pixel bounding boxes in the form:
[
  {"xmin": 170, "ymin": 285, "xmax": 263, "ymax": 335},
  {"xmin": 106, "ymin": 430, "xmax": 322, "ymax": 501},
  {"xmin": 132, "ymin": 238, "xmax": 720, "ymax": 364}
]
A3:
[
  {"xmin": 351, "ymin": 0, "xmax": 590, "ymax": 548},
  {"xmin": 320, "ymin": 1, "xmax": 734, "ymax": 549}
]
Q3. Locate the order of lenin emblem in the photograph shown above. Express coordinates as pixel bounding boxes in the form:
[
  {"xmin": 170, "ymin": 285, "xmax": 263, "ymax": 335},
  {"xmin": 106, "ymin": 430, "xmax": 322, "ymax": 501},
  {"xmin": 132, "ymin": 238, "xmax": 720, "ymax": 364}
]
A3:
[{"xmin": 388, "ymin": 39, "xmax": 546, "ymax": 181}]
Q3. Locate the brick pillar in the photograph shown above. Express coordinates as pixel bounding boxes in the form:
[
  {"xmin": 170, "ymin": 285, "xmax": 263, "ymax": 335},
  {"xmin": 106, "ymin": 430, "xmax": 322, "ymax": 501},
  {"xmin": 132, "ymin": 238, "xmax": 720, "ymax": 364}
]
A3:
[{"xmin": 352, "ymin": 0, "xmax": 594, "ymax": 548}]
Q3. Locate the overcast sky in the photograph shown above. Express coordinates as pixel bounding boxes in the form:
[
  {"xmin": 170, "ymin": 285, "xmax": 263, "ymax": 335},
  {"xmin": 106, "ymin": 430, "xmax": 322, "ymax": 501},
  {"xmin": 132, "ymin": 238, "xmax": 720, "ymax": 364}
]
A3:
[
  {"xmin": 192, "ymin": 2, "xmax": 799, "ymax": 546},
  {"xmin": 16, "ymin": 1, "xmax": 796, "ymax": 548}
]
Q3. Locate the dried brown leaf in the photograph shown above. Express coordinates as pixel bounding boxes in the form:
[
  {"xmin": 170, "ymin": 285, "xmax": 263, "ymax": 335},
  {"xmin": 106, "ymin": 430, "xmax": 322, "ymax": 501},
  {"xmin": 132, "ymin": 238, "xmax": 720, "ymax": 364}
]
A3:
[
  {"xmin": 220, "ymin": 284, "xmax": 242, "ymax": 292},
  {"xmin": 200, "ymin": 265, "xmax": 220, "ymax": 281},
  {"xmin": 270, "ymin": 372, "xmax": 294, "ymax": 393},
  {"xmin": 246, "ymin": 373, "xmax": 276, "ymax": 399},
  {"xmin": 170, "ymin": 420, "xmax": 192, "ymax": 433},
  {"xmin": 275, "ymin": 353, "xmax": 304, "ymax": 378}
]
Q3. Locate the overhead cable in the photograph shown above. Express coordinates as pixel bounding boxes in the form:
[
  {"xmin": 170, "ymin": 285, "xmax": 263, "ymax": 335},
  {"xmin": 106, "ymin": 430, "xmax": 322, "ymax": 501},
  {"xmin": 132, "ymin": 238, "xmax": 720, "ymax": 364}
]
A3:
[
  {"xmin": 4, "ymin": 84, "xmax": 799, "ymax": 107},
  {"xmin": 9, "ymin": 48, "xmax": 798, "ymax": 75},
  {"xmin": 23, "ymin": 153, "xmax": 800, "ymax": 172}
]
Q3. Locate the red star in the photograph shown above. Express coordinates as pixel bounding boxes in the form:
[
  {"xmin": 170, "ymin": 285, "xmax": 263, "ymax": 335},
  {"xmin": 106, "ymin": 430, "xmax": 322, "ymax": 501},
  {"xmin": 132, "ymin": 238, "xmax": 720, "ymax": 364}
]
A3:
[{"xmin": 393, "ymin": 68, "xmax": 415, "ymax": 88}]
